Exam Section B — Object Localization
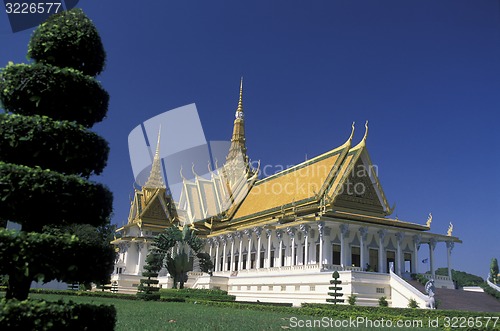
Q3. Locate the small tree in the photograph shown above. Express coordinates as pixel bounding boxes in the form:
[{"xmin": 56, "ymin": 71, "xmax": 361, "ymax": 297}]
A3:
[
  {"xmin": 137, "ymin": 251, "xmax": 164, "ymax": 301},
  {"xmin": 348, "ymin": 294, "xmax": 357, "ymax": 306},
  {"xmin": 326, "ymin": 271, "xmax": 344, "ymax": 304},
  {"xmin": 490, "ymin": 258, "xmax": 499, "ymax": 284}
]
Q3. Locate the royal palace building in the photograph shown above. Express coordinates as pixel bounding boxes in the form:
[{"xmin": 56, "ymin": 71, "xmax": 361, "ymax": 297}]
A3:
[{"xmin": 111, "ymin": 80, "xmax": 461, "ymax": 307}]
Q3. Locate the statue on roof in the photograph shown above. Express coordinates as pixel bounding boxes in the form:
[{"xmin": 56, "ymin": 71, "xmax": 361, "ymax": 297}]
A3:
[
  {"xmin": 447, "ymin": 222, "xmax": 453, "ymax": 236},
  {"xmin": 426, "ymin": 213, "xmax": 432, "ymax": 228}
]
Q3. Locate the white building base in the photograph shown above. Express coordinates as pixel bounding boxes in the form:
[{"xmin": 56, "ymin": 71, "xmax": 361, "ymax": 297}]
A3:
[{"xmin": 179, "ymin": 266, "xmax": 438, "ymax": 308}]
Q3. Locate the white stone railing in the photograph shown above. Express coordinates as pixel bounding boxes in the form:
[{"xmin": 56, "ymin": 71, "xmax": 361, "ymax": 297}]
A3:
[
  {"xmin": 215, "ymin": 263, "xmax": 327, "ymax": 276},
  {"xmin": 345, "ymin": 266, "xmax": 363, "ymax": 272},
  {"xmin": 187, "ymin": 271, "xmax": 204, "ymax": 277},
  {"xmin": 389, "ymin": 270, "xmax": 429, "ymax": 309},
  {"xmin": 487, "ymin": 278, "xmax": 500, "ymax": 292},
  {"xmin": 321, "ymin": 264, "xmax": 343, "ymax": 271},
  {"xmin": 421, "ymin": 273, "xmax": 451, "ymax": 282}
]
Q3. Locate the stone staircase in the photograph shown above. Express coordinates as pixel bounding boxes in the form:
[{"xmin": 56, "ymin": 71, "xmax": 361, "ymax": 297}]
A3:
[{"xmin": 407, "ymin": 280, "xmax": 500, "ymax": 312}]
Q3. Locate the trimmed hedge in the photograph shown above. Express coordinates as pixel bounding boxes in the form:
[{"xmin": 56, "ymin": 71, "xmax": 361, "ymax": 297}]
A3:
[
  {"xmin": 0, "ymin": 162, "xmax": 113, "ymax": 231},
  {"xmin": 0, "ymin": 298, "xmax": 115, "ymax": 331},
  {"xmin": 0, "ymin": 63, "xmax": 108, "ymax": 127},
  {"xmin": 160, "ymin": 288, "xmax": 236, "ymax": 302},
  {"xmin": 0, "ymin": 114, "xmax": 109, "ymax": 177},
  {"xmin": 28, "ymin": 9, "xmax": 106, "ymax": 76}
]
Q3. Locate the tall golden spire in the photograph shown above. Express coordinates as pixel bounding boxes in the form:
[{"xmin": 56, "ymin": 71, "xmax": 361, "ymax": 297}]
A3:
[
  {"xmin": 144, "ymin": 127, "xmax": 166, "ymax": 189},
  {"xmin": 227, "ymin": 77, "xmax": 247, "ymax": 161}
]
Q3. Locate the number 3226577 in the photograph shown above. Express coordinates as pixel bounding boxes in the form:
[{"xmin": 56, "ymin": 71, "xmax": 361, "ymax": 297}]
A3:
[{"xmin": 5, "ymin": 2, "xmax": 62, "ymax": 14}]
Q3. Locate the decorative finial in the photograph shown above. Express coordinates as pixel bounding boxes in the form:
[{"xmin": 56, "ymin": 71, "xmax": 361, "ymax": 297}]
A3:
[
  {"xmin": 349, "ymin": 122, "xmax": 355, "ymax": 141},
  {"xmin": 362, "ymin": 120, "xmax": 369, "ymax": 141},
  {"xmin": 179, "ymin": 166, "xmax": 185, "ymax": 180},
  {"xmin": 207, "ymin": 160, "xmax": 213, "ymax": 173},
  {"xmin": 191, "ymin": 163, "xmax": 198, "ymax": 177},
  {"xmin": 447, "ymin": 222, "xmax": 453, "ymax": 236},
  {"xmin": 235, "ymin": 77, "xmax": 244, "ymax": 119},
  {"xmin": 426, "ymin": 213, "xmax": 433, "ymax": 228}
]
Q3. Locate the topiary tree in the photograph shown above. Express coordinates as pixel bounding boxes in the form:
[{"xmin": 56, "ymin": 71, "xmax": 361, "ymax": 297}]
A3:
[
  {"xmin": 137, "ymin": 251, "xmax": 165, "ymax": 301},
  {"xmin": 490, "ymin": 258, "xmax": 499, "ymax": 284},
  {"xmin": 0, "ymin": 8, "xmax": 114, "ymax": 309},
  {"xmin": 326, "ymin": 271, "xmax": 344, "ymax": 305}
]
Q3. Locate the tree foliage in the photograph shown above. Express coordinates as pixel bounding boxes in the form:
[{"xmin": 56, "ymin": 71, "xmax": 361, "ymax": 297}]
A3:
[
  {"xmin": 0, "ymin": 8, "xmax": 113, "ymax": 306},
  {"xmin": 154, "ymin": 225, "xmax": 212, "ymax": 289},
  {"xmin": 491, "ymin": 258, "xmax": 499, "ymax": 284},
  {"xmin": 0, "ymin": 63, "xmax": 108, "ymax": 127},
  {"xmin": 0, "ymin": 229, "xmax": 115, "ymax": 300},
  {"xmin": 0, "ymin": 162, "xmax": 112, "ymax": 232},
  {"xmin": 28, "ymin": 9, "xmax": 106, "ymax": 76},
  {"xmin": 0, "ymin": 114, "xmax": 108, "ymax": 177},
  {"xmin": 434, "ymin": 268, "xmax": 484, "ymax": 287}
]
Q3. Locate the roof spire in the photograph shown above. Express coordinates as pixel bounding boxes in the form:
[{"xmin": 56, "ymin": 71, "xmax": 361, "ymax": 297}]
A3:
[
  {"xmin": 144, "ymin": 126, "xmax": 166, "ymax": 189},
  {"xmin": 235, "ymin": 76, "xmax": 244, "ymax": 118},
  {"xmin": 227, "ymin": 78, "xmax": 247, "ymax": 162}
]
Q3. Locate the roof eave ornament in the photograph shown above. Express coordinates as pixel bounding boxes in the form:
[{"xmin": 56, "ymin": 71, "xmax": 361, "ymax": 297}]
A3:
[
  {"xmin": 363, "ymin": 120, "xmax": 369, "ymax": 142},
  {"xmin": 349, "ymin": 122, "xmax": 355, "ymax": 142}
]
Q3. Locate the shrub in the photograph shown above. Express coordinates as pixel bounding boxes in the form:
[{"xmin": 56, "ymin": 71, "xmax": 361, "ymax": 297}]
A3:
[
  {"xmin": 378, "ymin": 296, "xmax": 388, "ymax": 307},
  {"xmin": 0, "ymin": 298, "xmax": 116, "ymax": 331},
  {"xmin": 407, "ymin": 298, "xmax": 419, "ymax": 309},
  {"xmin": 347, "ymin": 295, "xmax": 357, "ymax": 306}
]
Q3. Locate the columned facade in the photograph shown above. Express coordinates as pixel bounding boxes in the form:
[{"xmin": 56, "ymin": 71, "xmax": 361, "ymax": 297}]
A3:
[{"xmin": 204, "ymin": 219, "xmax": 456, "ymax": 279}]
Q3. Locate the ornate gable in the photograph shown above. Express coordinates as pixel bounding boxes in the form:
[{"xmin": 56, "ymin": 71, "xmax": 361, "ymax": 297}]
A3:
[{"xmin": 335, "ymin": 158, "xmax": 386, "ymax": 215}]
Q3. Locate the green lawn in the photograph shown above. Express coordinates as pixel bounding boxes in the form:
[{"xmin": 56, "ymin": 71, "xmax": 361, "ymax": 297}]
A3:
[{"xmin": 28, "ymin": 293, "xmax": 438, "ymax": 331}]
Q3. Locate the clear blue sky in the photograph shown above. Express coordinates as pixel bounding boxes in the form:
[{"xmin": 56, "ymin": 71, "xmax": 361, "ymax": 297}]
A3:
[{"xmin": 1, "ymin": 1, "xmax": 499, "ymax": 277}]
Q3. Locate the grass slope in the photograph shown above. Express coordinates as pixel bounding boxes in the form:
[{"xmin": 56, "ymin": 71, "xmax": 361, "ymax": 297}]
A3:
[{"xmin": 28, "ymin": 293, "xmax": 442, "ymax": 331}]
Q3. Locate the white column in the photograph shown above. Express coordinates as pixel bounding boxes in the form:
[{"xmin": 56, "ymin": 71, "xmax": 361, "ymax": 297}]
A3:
[
  {"xmin": 412, "ymin": 235, "xmax": 421, "ymax": 274},
  {"xmin": 208, "ymin": 239, "xmax": 213, "ymax": 259},
  {"xmin": 318, "ymin": 222, "xmax": 325, "ymax": 268},
  {"xmin": 276, "ymin": 230, "xmax": 283, "ymax": 267},
  {"xmin": 244, "ymin": 229, "xmax": 252, "ymax": 269},
  {"xmin": 340, "ymin": 224, "xmax": 349, "ymax": 270},
  {"xmin": 446, "ymin": 241, "xmax": 454, "ymax": 280},
  {"xmin": 266, "ymin": 229, "xmax": 272, "ymax": 268},
  {"xmin": 135, "ymin": 242, "xmax": 144, "ymax": 275},
  {"xmin": 221, "ymin": 236, "xmax": 227, "ymax": 272},
  {"xmin": 215, "ymin": 240, "xmax": 220, "ymax": 272},
  {"xmin": 287, "ymin": 227, "xmax": 296, "ymax": 266},
  {"xmin": 228, "ymin": 234, "xmax": 235, "ymax": 272},
  {"xmin": 254, "ymin": 227, "xmax": 262, "ymax": 269},
  {"xmin": 396, "ymin": 232, "xmax": 404, "ymax": 276},
  {"xmin": 300, "ymin": 224, "xmax": 310, "ymax": 265},
  {"xmin": 236, "ymin": 232, "xmax": 243, "ymax": 271},
  {"xmin": 378, "ymin": 229, "xmax": 386, "ymax": 273},
  {"xmin": 359, "ymin": 227, "xmax": 367, "ymax": 271},
  {"xmin": 429, "ymin": 238, "xmax": 437, "ymax": 278}
]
